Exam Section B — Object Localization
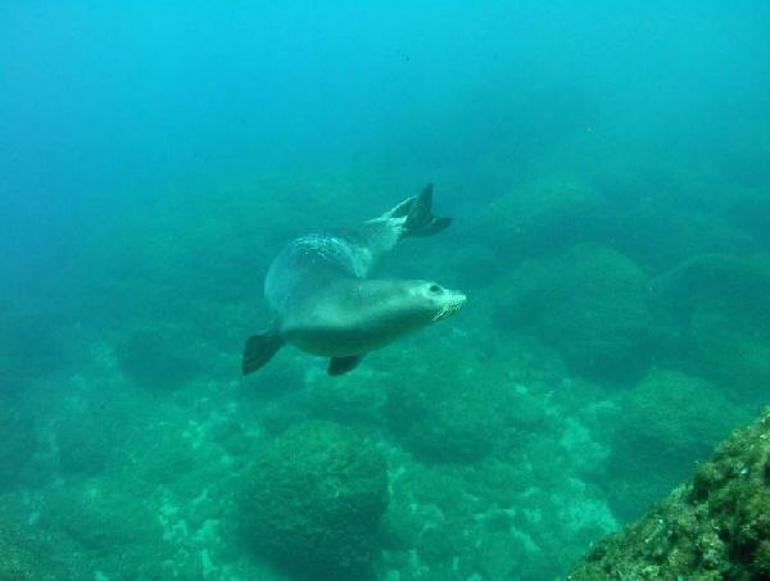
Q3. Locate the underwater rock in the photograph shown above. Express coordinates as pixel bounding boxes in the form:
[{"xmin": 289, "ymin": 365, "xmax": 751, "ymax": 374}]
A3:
[
  {"xmin": 651, "ymin": 253, "xmax": 770, "ymax": 398},
  {"xmin": 306, "ymin": 370, "xmax": 388, "ymax": 424},
  {"xmin": 651, "ymin": 253, "xmax": 770, "ymax": 320},
  {"xmin": 387, "ymin": 381, "xmax": 498, "ymax": 462},
  {"xmin": 384, "ymin": 358, "xmax": 525, "ymax": 463},
  {"xmin": 43, "ymin": 479, "xmax": 162, "ymax": 550},
  {"xmin": 0, "ymin": 521, "xmax": 59, "ymax": 580},
  {"xmin": 611, "ymin": 199, "xmax": 753, "ymax": 271},
  {"xmin": 507, "ymin": 244, "xmax": 654, "ymax": 383},
  {"xmin": 380, "ymin": 460, "xmax": 494, "ymax": 577},
  {"xmin": 540, "ymin": 244, "xmax": 653, "ymax": 382},
  {"xmin": 569, "ymin": 406, "xmax": 770, "ymax": 580},
  {"xmin": 256, "ymin": 391, "xmax": 313, "ymax": 436},
  {"xmin": 38, "ymin": 478, "xmax": 173, "ymax": 578},
  {"xmin": 690, "ymin": 313, "xmax": 770, "ymax": 401},
  {"xmin": 380, "ymin": 444, "xmax": 615, "ymax": 580},
  {"xmin": 470, "ymin": 176, "xmax": 610, "ymax": 269},
  {"xmin": 240, "ymin": 420, "xmax": 388, "ymax": 579},
  {"xmin": 56, "ymin": 404, "xmax": 124, "ymax": 476},
  {"xmin": 603, "ymin": 368, "xmax": 748, "ymax": 520}
]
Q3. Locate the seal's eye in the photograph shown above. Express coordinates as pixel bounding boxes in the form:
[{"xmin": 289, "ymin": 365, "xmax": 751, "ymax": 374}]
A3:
[{"xmin": 428, "ymin": 284, "xmax": 442, "ymax": 293}]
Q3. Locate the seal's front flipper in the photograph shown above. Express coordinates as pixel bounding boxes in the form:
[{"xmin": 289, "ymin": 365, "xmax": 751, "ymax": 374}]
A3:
[
  {"xmin": 403, "ymin": 183, "xmax": 452, "ymax": 238},
  {"xmin": 242, "ymin": 332, "xmax": 284, "ymax": 375},
  {"xmin": 328, "ymin": 354, "xmax": 365, "ymax": 376}
]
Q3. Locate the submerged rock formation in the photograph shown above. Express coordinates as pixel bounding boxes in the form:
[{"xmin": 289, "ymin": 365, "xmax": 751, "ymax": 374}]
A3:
[
  {"xmin": 496, "ymin": 243, "xmax": 654, "ymax": 383},
  {"xmin": 240, "ymin": 421, "xmax": 388, "ymax": 579},
  {"xmin": 651, "ymin": 253, "xmax": 770, "ymax": 400},
  {"xmin": 569, "ymin": 407, "xmax": 770, "ymax": 579},
  {"xmin": 603, "ymin": 368, "xmax": 749, "ymax": 520}
]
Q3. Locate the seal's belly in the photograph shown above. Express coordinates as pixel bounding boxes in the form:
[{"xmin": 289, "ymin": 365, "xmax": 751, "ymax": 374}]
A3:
[{"xmin": 283, "ymin": 325, "xmax": 392, "ymax": 357}]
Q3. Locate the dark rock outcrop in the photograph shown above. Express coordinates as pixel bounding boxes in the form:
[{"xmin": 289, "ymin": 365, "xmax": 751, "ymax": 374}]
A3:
[{"xmin": 569, "ymin": 407, "xmax": 770, "ymax": 579}]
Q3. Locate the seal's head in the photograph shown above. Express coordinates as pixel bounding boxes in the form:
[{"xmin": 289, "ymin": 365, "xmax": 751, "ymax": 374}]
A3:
[
  {"xmin": 283, "ymin": 278, "xmax": 466, "ymax": 357},
  {"xmin": 348, "ymin": 278, "xmax": 465, "ymax": 333},
  {"xmin": 392, "ymin": 279, "xmax": 467, "ymax": 323}
]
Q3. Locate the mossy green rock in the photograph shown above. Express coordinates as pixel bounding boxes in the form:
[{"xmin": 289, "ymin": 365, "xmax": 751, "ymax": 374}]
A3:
[
  {"xmin": 690, "ymin": 310, "xmax": 770, "ymax": 400},
  {"xmin": 385, "ymin": 358, "xmax": 525, "ymax": 463},
  {"xmin": 570, "ymin": 407, "xmax": 770, "ymax": 579},
  {"xmin": 57, "ymin": 405, "xmax": 123, "ymax": 476},
  {"xmin": 306, "ymin": 372, "xmax": 387, "ymax": 424},
  {"xmin": 44, "ymin": 480, "xmax": 162, "ymax": 550},
  {"xmin": 604, "ymin": 368, "xmax": 748, "ymax": 520},
  {"xmin": 0, "ymin": 523, "xmax": 58, "ymax": 580},
  {"xmin": 475, "ymin": 176, "xmax": 608, "ymax": 262},
  {"xmin": 652, "ymin": 254, "xmax": 770, "ymax": 398},
  {"xmin": 241, "ymin": 420, "xmax": 388, "ymax": 579},
  {"xmin": 514, "ymin": 244, "xmax": 653, "ymax": 382}
]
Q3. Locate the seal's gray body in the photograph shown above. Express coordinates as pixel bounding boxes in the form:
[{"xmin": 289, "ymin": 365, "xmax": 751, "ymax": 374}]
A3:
[
  {"xmin": 265, "ymin": 225, "xmax": 393, "ymax": 317},
  {"xmin": 242, "ymin": 185, "xmax": 464, "ymax": 376}
]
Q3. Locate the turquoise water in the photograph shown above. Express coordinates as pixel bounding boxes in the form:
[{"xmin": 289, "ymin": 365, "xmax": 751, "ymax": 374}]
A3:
[{"xmin": 2, "ymin": 2, "xmax": 770, "ymax": 579}]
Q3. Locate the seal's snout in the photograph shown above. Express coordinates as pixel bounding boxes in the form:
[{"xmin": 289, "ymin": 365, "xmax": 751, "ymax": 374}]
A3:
[{"xmin": 433, "ymin": 289, "xmax": 466, "ymax": 321}]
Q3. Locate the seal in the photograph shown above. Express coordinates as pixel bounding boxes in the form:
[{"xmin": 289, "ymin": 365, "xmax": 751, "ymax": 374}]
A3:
[{"xmin": 242, "ymin": 184, "xmax": 466, "ymax": 376}]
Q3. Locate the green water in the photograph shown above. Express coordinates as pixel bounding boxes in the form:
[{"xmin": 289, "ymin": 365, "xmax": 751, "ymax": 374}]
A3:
[{"xmin": 2, "ymin": 2, "xmax": 770, "ymax": 580}]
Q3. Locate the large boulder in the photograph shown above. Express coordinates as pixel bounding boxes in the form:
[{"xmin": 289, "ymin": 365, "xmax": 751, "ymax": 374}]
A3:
[
  {"xmin": 383, "ymin": 346, "xmax": 534, "ymax": 464},
  {"xmin": 570, "ymin": 406, "xmax": 770, "ymax": 580},
  {"xmin": 56, "ymin": 403, "xmax": 125, "ymax": 476},
  {"xmin": 40, "ymin": 478, "xmax": 171, "ymax": 578},
  {"xmin": 464, "ymin": 177, "xmax": 609, "ymax": 271},
  {"xmin": 540, "ymin": 245, "xmax": 654, "ymax": 382},
  {"xmin": 602, "ymin": 368, "xmax": 748, "ymax": 520},
  {"xmin": 0, "ymin": 522, "xmax": 59, "ymax": 580},
  {"xmin": 240, "ymin": 421, "xmax": 388, "ymax": 579},
  {"xmin": 498, "ymin": 244, "xmax": 654, "ymax": 382},
  {"xmin": 651, "ymin": 253, "xmax": 770, "ymax": 399}
]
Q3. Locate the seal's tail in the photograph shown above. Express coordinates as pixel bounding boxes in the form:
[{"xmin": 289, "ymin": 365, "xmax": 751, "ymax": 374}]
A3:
[
  {"xmin": 242, "ymin": 331, "xmax": 284, "ymax": 375},
  {"xmin": 385, "ymin": 184, "xmax": 452, "ymax": 238}
]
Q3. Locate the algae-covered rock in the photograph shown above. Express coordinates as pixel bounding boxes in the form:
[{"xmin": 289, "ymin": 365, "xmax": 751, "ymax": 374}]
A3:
[
  {"xmin": 471, "ymin": 176, "xmax": 609, "ymax": 265},
  {"xmin": 0, "ymin": 521, "xmax": 59, "ymax": 580},
  {"xmin": 44, "ymin": 479, "xmax": 163, "ymax": 550},
  {"xmin": 651, "ymin": 253, "xmax": 770, "ymax": 398},
  {"xmin": 388, "ymin": 379, "xmax": 503, "ymax": 462},
  {"xmin": 569, "ymin": 406, "xmax": 770, "ymax": 580},
  {"xmin": 501, "ymin": 244, "xmax": 653, "ymax": 382},
  {"xmin": 385, "ymin": 358, "xmax": 527, "ymax": 463},
  {"xmin": 306, "ymin": 370, "xmax": 388, "ymax": 425},
  {"xmin": 690, "ymin": 312, "xmax": 770, "ymax": 400},
  {"xmin": 240, "ymin": 420, "xmax": 388, "ymax": 579},
  {"xmin": 604, "ymin": 368, "xmax": 748, "ymax": 520},
  {"xmin": 541, "ymin": 244, "xmax": 653, "ymax": 382},
  {"xmin": 611, "ymin": 198, "xmax": 753, "ymax": 270},
  {"xmin": 38, "ymin": 478, "xmax": 174, "ymax": 578},
  {"xmin": 651, "ymin": 254, "xmax": 770, "ymax": 318},
  {"xmin": 56, "ymin": 404, "xmax": 125, "ymax": 476}
]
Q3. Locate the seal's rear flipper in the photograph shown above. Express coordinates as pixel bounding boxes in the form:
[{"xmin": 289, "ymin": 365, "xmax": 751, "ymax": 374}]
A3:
[
  {"xmin": 242, "ymin": 332, "xmax": 284, "ymax": 375},
  {"xmin": 403, "ymin": 183, "xmax": 452, "ymax": 238},
  {"xmin": 328, "ymin": 354, "xmax": 365, "ymax": 376}
]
